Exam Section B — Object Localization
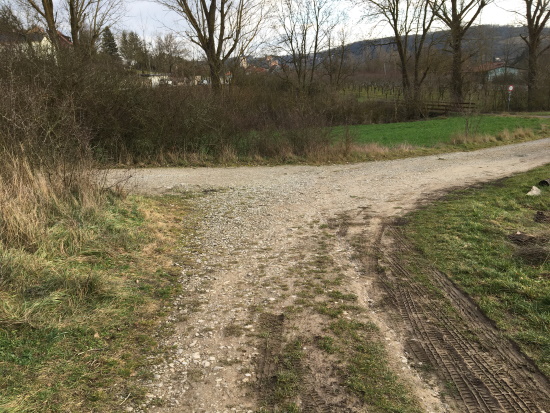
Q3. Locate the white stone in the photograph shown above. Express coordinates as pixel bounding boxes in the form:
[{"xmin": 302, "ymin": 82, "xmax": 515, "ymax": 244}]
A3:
[{"xmin": 527, "ymin": 186, "xmax": 541, "ymax": 196}]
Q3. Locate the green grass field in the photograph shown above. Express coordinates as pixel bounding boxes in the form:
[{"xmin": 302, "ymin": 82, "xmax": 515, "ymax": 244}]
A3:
[
  {"xmin": 334, "ymin": 115, "xmax": 550, "ymax": 147},
  {"xmin": 404, "ymin": 165, "xmax": 550, "ymax": 376}
]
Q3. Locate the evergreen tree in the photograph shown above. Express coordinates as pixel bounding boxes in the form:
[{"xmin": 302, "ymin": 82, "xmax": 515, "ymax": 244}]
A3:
[
  {"xmin": 100, "ymin": 27, "xmax": 119, "ymax": 59},
  {"xmin": 119, "ymin": 30, "xmax": 149, "ymax": 69}
]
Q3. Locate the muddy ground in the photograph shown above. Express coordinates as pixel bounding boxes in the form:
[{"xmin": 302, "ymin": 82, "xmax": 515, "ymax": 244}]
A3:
[{"xmin": 111, "ymin": 139, "xmax": 550, "ymax": 412}]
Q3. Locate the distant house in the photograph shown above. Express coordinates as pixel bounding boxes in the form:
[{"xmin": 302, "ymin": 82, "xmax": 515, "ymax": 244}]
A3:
[
  {"xmin": 140, "ymin": 73, "xmax": 171, "ymax": 87},
  {"xmin": 0, "ymin": 27, "xmax": 72, "ymax": 54},
  {"xmin": 469, "ymin": 61, "xmax": 523, "ymax": 82},
  {"xmin": 241, "ymin": 55, "xmax": 281, "ymax": 75},
  {"xmin": 265, "ymin": 55, "xmax": 280, "ymax": 70},
  {"xmin": 246, "ymin": 66, "xmax": 268, "ymax": 74}
]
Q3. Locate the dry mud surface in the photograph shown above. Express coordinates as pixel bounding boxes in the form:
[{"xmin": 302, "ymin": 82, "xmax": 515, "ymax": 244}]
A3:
[{"xmin": 111, "ymin": 140, "xmax": 550, "ymax": 413}]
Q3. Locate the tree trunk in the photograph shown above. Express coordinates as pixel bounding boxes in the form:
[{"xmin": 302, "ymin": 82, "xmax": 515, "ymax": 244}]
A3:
[
  {"xmin": 527, "ymin": 35, "xmax": 539, "ymax": 110},
  {"xmin": 68, "ymin": 0, "xmax": 80, "ymax": 48},
  {"xmin": 527, "ymin": 49, "xmax": 537, "ymax": 110},
  {"xmin": 209, "ymin": 60, "xmax": 223, "ymax": 92},
  {"xmin": 450, "ymin": 29, "xmax": 463, "ymax": 107},
  {"xmin": 394, "ymin": 33, "xmax": 416, "ymax": 118},
  {"xmin": 42, "ymin": 0, "xmax": 58, "ymax": 49}
]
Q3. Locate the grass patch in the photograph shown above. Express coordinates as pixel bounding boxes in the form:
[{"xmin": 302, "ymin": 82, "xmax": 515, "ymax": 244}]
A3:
[
  {"xmin": 404, "ymin": 164, "xmax": 550, "ymax": 375},
  {"xmin": 270, "ymin": 340, "xmax": 304, "ymax": 404},
  {"xmin": 0, "ymin": 195, "xmax": 195, "ymax": 411},
  {"xmin": 336, "ymin": 115, "xmax": 549, "ymax": 148},
  {"xmin": 259, "ymin": 337, "xmax": 304, "ymax": 411},
  {"xmin": 328, "ymin": 319, "xmax": 422, "ymax": 412},
  {"xmin": 110, "ymin": 114, "xmax": 549, "ymax": 167},
  {"xmin": 315, "ymin": 335, "xmax": 338, "ymax": 353}
]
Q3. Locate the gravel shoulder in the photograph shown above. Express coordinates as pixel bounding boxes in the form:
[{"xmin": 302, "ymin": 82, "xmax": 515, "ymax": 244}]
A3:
[{"xmin": 111, "ymin": 139, "xmax": 550, "ymax": 412}]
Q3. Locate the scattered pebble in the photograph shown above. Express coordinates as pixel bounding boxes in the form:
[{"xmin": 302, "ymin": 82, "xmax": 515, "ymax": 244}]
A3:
[{"xmin": 129, "ymin": 148, "xmax": 548, "ymax": 412}]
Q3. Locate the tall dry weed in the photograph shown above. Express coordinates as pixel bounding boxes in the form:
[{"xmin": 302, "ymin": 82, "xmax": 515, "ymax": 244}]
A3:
[
  {"xmin": 0, "ymin": 69, "xmax": 108, "ymax": 255},
  {"xmin": 0, "ymin": 155, "xmax": 105, "ymax": 253}
]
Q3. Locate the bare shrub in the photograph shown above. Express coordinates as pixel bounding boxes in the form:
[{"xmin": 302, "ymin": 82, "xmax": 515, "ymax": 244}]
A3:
[
  {"xmin": 0, "ymin": 58, "xmax": 110, "ymax": 254},
  {"xmin": 0, "ymin": 46, "xmax": 412, "ymax": 169},
  {"xmin": 55, "ymin": 69, "xmax": 401, "ymax": 164}
]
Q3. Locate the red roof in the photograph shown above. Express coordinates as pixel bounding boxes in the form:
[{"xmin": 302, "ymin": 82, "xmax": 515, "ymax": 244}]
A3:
[{"xmin": 470, "ymin": 61, "xmax": 505, "ymax": 73}]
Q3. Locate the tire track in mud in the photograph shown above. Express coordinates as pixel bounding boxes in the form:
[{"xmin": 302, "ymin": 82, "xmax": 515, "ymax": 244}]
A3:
[
  {"xmin": 372, "ymin": 224, "xmax": 550, "ymax": 412},
  {"xmin": 257, "ymin": 312, "xmax": 286, "ymax": 402},
  {"xmin": 253, "ymin": 231, "xmax": 370, "ymax": 413}
]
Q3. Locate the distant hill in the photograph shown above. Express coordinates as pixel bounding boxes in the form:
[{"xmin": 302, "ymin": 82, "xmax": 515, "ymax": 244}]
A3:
[
  {"xmin": 247, "ymin": 25, "xmax": 546, "ymax": 72},
  {"xmin": 343, "ymin": 25, "xmax": 541, "ymax": 67}
]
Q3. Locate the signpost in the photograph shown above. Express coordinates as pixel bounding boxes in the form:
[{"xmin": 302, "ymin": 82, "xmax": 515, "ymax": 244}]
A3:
[{"xmin": 508, "ymin": 85, "xmax": 514, "ymax": 111}]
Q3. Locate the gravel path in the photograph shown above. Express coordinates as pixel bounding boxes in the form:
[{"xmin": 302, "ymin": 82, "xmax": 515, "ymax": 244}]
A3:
[{"xmin": 112, "ymin": 139, "xmax": 550, "ymax": 413}]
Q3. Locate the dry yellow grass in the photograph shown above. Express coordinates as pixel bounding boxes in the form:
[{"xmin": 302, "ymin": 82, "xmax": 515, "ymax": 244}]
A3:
[
  {"xmin": 450, "ymin": 127, "xmax": 537, "ymax": 145},
  {"xmin": 0, "ymin": 154, "xmax": 105, "ymax": 253}
]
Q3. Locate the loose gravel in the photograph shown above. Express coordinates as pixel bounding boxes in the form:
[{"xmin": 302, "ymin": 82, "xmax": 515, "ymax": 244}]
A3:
[{"xmin": 110, "ymin": 139, "xmax": 550, "ymax": 413}]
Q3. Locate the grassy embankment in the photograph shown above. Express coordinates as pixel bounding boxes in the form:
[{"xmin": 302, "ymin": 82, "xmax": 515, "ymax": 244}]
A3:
[
  {"xmin": 0, "ymin": 178, "xmax": 196, "ymax": 411},
  {"xmin": 403, "ymin": 164, "xmax": 550, "ymax": 376},
  {"xmin": 332, "ymin": 115, "xmax": 550, "ymax": 162}
]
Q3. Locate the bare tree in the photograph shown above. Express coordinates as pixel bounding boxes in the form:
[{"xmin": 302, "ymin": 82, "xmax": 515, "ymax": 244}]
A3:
[
  {"xmin": 155, "ymin": 0, "xmax": 266, "ymax": 91},
  {"xmin": 362, "ymin": 0, "xmax": 435, "ymax": 114},
  {"xmin": 518, "ymin": 0, "xmax": 550, "ymax": 109},
  {"xmin": 153, "ymin": 33, "xmax": 188, "ymax": 73},
  {"xmin": 429, "ymin": 0, "xmax": 492, "ymax": 106},
  {"xmin": 16, "ymin": 0, "xmax": 122, "ymax": 52},
  {"xmin": 322, "ymin": 28, "xmax": 354, "ymax": 88},
  {"xmin": 65, "ymin": 0, "xmax": 124, "ymax": 51},
  {"xmin": 276, "ymin": 0, "xmax": 337, "ymax": 91}
]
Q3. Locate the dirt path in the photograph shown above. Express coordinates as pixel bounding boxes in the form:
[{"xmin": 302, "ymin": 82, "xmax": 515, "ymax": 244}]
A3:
[{"xmin": 113, "ymin": 140, "xmax": 550, "ymax": 413}]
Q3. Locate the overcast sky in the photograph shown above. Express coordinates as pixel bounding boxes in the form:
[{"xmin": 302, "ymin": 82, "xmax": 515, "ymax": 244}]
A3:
[{"xmin": 122, "ymin": 0, "xmax": 523, "ymax": 41}]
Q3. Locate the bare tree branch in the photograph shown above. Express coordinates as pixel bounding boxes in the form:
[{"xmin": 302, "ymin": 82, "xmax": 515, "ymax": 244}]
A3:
[
  {"xmin": 428, "ymin": 0, "xmax": 492, "ymax": 104},
  {"xmin": 275, "ymin": 0, "xmax": 338, "ymax": 91},
  {"xmin": 156, "ymin": 0, "xmax": 267, "ymax": 91},
  {"xmin": 359, "ymin": 0, "xmax": 436, "ymax": 114}
]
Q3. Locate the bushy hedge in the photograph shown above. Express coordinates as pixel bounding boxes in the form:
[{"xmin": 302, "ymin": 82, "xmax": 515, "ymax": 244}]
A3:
[{"xmin": 1, "ymin": 49, "xmax": 404, "ymax": 165}]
